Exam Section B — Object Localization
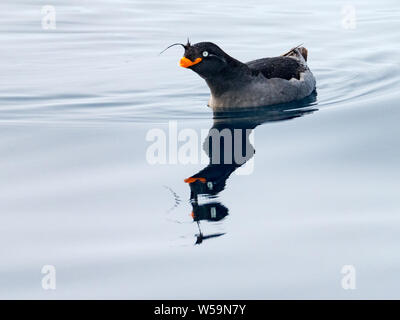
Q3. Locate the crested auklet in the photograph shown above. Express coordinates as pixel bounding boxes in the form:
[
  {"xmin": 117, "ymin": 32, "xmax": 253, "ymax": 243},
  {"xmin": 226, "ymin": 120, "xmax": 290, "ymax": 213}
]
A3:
[{"xmin": 163, "ymin": 41, "xmax": 316, "ymax": 109}]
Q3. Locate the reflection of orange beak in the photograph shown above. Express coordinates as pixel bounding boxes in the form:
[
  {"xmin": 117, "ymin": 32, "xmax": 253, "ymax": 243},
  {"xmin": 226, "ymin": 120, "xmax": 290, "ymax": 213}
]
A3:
[
  {"xmin": 179, "ymin": 57, "xmax": 202, "ymax": 68},
  {"xmin": 184, "ymin": 177, "xmax": 206, "ymax": 184}
]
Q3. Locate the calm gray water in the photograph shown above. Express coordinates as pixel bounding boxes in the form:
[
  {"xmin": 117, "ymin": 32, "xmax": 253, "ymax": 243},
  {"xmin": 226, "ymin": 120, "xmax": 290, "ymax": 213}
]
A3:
[{"xmin": 1, "ymin": 0, "xmax": 400, "ymax": 299}]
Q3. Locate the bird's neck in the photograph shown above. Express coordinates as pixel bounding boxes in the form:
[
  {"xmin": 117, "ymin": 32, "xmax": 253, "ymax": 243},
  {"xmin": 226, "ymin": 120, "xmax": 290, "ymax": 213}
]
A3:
[{"xmin": 205, "ymin": 59, "xmax": 252, "ymax": 97}]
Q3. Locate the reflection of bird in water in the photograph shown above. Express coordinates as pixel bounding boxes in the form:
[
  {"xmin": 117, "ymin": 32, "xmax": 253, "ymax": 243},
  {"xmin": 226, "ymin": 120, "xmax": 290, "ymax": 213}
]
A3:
[
  {"xmin": 195, "ymin": 225, "xmax": 225, "ymax": 245},
  {"xmin": 163, "ymin": 185, "xmax": 181, "ymax": 214},
  {"xmin": 191, "ymin": 202, "xmax": 228, "ymax": 245},
  {"xmin": 185, "ymin": 94, "xmax": 318, "ymax": 245}
]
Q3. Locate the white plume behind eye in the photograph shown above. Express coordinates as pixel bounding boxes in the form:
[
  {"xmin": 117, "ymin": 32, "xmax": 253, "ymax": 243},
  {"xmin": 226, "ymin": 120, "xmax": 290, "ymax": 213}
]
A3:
[{"xmin": 202, "ymin": 51, "xmax": 209, "ymax": 57}]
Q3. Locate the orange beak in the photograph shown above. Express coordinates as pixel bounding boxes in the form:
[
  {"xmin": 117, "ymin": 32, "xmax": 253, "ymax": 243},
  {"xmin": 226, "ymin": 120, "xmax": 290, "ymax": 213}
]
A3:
[{"xmin": 179, "ymin": 57, "xmax": 202, "ymax": 68}]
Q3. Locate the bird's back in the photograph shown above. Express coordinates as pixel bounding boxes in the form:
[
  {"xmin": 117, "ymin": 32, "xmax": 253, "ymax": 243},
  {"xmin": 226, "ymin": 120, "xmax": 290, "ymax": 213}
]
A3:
[{"xmin": 246, "ymin": 56, "xmax": 305, "ymax": 81}]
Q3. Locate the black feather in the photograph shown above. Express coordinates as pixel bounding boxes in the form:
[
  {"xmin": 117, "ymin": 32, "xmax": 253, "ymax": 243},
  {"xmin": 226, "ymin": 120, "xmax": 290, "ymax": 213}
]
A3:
[
  {"xmin": 246, "ymin": 57, "xmax": 305, "ymax": 80},
  {"xmin": 159, "ymin": 43, "xmax": 185, "ymax": 55}
]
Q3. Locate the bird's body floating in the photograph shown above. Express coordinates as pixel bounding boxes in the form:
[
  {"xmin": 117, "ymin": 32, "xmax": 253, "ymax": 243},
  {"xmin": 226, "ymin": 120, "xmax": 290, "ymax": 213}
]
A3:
[{"xmin": 172, "ymin": 41, "xmax": 316, "ymax": 109}]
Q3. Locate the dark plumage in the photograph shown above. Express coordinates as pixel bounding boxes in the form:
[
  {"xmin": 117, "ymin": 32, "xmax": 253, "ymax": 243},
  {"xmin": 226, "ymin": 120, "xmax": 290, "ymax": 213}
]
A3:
[
  {"xmin": 173, "ymin": 41, "xmax": 316, "ymax": 109},
  {"xmin": 246, "ymin": 56, "xmax": 305, "ymax": 80}
]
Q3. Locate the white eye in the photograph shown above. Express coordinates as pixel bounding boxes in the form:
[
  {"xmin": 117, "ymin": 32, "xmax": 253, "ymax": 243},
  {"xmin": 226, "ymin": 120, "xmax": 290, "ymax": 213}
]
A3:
[{"xmin": 202, "ymin": 51, "xmax": 209, "ymax": 57}]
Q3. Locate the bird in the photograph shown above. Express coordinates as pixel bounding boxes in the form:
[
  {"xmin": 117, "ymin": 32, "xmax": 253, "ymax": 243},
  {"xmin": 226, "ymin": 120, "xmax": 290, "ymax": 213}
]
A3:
[{"xmin": 162, "ymin": 40, "xmax": 316, "ymax": 109}]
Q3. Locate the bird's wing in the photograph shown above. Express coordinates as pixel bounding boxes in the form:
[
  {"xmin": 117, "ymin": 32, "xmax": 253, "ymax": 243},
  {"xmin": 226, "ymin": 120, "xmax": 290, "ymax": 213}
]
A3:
[{"xmin": 246, "ymin": 56, "xmax": 305, "ymax": 81}]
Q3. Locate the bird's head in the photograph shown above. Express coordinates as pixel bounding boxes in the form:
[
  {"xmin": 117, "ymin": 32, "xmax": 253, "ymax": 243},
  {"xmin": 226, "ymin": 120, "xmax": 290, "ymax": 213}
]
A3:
[
  {"xmin": 180, "ymin": 41, "xmax": 229, "ymax": 79},
  {"xmin": 161, "ymin": 40, "xmax": 231, "ymax": 79}
]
